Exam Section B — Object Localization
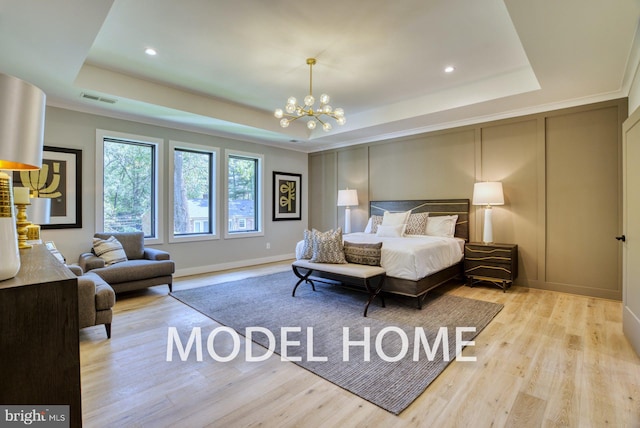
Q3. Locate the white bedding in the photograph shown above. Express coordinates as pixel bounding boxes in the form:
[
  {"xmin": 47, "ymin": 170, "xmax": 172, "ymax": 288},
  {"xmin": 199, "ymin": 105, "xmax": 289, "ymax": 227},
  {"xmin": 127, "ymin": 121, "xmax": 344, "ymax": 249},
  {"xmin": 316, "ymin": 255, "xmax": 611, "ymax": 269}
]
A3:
[{"xmin": 295, "ymin": 232, "xmax": 464, "ymax": 281}]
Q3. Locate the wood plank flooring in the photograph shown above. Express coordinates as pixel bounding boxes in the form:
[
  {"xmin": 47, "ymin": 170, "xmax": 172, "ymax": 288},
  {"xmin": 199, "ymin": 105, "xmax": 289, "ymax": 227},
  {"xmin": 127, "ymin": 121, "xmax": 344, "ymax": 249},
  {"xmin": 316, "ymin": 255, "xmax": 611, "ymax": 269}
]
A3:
[{"xmin": 79, "ymin": 261, "xmax": 640, "ymax": 427}]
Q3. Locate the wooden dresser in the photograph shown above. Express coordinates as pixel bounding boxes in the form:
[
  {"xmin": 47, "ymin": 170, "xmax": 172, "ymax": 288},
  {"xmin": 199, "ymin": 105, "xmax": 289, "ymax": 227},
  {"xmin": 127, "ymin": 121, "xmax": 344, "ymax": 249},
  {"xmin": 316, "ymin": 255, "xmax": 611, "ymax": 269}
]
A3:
[
  {"xmin": 0, "ymin": 244, "xmax": 82, "ymax": 427},
  {"xmin": 464, "ymin": 242, "xmax": 518, "ymax": 292}
]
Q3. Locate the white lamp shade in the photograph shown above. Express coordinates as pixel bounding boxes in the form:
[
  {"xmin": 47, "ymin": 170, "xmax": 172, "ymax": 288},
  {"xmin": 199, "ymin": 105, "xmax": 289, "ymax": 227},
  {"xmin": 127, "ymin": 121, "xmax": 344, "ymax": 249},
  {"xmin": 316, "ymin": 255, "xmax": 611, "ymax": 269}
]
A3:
[
  {"xmin": 472, "ymin": 182, "xmax": 504, "ymax": 206},
  {"xmin": 27, "ymin": 197, "xmax": 51, "ymax": 224},
  {"xmin": 0, "ymin": 73, "xmax": 46, "ymax": 170},
  {"xmin": 337, "ymin": 189, "xmax": 358, "ymax": 207}
]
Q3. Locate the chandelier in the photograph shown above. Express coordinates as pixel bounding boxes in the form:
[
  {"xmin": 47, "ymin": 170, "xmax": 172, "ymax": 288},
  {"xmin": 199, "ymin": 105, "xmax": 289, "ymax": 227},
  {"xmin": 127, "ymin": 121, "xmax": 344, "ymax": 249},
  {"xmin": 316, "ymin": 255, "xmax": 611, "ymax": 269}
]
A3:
[{"xmin": 274, "ymin": 58, "xmax": 346, "ymax": 132}]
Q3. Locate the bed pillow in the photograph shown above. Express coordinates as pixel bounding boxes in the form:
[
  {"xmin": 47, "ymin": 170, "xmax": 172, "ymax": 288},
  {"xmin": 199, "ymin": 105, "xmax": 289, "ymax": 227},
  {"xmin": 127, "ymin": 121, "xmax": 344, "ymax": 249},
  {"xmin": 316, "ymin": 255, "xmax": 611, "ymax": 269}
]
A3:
[
  {"xmin": 405, "ymin": 212, "xmax": 429, "ymax": 235},
  {"xmin": 376, "ymin": 224, "xmax": 406, "ymax": 238},
  {"xmin": 343, "ymin": 241, "xmax": 383, "ymax": 266},
  {"xmin": 300, "ymin": 229, "xmax": 314, "ymax": 259},
  {"xmin": 381, "ymin": 210, "xmax": 411, "ymax": 227},
  {"xmin": 364, "ymin": 215, "xmax": 383, "ymax": 233},
  {"xmin": 310, "ymin": 228, "xmax": 347, "ymax": 264},
  {"xmin": 92, "ymin": 235, "xmax": 128, "ymax": 266},
  {"xmin": 426, "ymin": 215, "xmax": 458, "ymax": 238},
  {"xmin": 364, "ymin": 217, "xmax": 373, "ymax": 233}
]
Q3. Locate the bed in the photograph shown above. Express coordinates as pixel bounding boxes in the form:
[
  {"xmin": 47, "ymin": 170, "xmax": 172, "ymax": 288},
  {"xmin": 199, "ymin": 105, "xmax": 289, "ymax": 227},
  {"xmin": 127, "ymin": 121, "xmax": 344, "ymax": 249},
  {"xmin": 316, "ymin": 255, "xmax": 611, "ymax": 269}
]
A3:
[{"xmin": 296, "ymin": 199, "xmax": 470, "ymax": 308}]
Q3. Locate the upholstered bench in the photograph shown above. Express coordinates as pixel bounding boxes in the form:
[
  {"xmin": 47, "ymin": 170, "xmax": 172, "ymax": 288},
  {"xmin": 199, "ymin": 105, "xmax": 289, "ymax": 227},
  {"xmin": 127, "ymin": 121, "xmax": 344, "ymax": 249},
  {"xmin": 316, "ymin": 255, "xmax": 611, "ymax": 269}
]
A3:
[{"xmin": 291, "ymin": 260, "xmax": 386, "ymax": 317}]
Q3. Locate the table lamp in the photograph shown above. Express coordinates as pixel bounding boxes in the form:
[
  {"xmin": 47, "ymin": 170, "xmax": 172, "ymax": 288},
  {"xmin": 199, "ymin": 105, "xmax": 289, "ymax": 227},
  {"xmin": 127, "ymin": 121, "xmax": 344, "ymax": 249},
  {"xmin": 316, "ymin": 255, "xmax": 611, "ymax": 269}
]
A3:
[
  {"xmin": 0, "ymin": 73, "xmax": 46, "ymax": 280},
  {"xmin": 337, "ymin": 189, "xmax": 358, "ymax": 234},
  {"xmin": 472, "ymin": 181, "xmax": 504, "ymax": 244},
  {"xmin": 26, "ymin": 196, "xmax": 51, "ymax": 241}
]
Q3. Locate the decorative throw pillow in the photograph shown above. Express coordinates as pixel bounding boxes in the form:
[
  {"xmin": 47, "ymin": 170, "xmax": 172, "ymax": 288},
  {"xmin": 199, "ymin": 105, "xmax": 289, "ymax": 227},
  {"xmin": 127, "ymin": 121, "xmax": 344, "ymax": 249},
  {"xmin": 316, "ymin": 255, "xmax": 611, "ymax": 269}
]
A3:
[
  {"xmin": 310, "ymin": 228, "xmax": 347, "ymax": 264},
  {"xmin": 92, "ymin": 236, "xmax": 128, "ymax": 266},
  {"xmin": 343, "ymin": 241, "xmax": 382, "ymax": 266},
  {"xmin": 405, "ymin": 212, "xmax": 429, "ymax": 235},
  {"xmin": 426, "ymin": 215, "xmax": 459, "ymax": 238},
  {"xmin": 381, "ymin": 210, "xmax": 411, "ymax": 227},
  {"xmin": 376, "ymin": 224, "xmax": 406, "ymax": 238},
  {"xmin": 369, "ymin": 215, "xmax": 383, "ymax": 233},
  {"xmin": 300, "ymin": 229, "xmax": 314, "ymax": 259}
]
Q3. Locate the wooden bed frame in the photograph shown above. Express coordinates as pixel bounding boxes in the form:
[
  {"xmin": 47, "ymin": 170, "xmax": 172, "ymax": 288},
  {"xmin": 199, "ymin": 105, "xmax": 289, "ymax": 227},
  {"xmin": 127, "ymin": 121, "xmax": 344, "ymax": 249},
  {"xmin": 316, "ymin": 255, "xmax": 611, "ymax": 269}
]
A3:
[
  {"xmin": 301, "ymin": 199, "xmax": 470, "ymax": 309},
  {"xmin": 369, "ymin": 199, "xmax": 470, "ymax": 308}
]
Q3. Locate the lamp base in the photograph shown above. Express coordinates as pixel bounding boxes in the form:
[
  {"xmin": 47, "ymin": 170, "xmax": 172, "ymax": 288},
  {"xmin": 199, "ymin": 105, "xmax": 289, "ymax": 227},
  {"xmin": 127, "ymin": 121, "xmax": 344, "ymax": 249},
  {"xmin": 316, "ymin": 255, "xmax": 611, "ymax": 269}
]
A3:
[
  {"xmin": 482, "ymin": 206, "xmax": 494, "ymax": 244},
  {"xmin": 0, "ymin": 172, "xmax": 20, "ymax": 281},
  {"xmin": 344, "ymin": 206, "xmax": 352, "ymax": 234},
  {"xmin": 15, "ymin": 203, "xmax": 32, "ymax": 249}
]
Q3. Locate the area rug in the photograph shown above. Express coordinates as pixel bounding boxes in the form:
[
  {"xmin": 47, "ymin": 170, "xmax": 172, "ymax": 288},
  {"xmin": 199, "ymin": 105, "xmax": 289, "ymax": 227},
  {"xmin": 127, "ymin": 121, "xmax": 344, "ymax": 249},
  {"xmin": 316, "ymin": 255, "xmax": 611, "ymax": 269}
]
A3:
[{"xmin": 170, "ymin": 271, "xmax": 503, "ymax": 414}]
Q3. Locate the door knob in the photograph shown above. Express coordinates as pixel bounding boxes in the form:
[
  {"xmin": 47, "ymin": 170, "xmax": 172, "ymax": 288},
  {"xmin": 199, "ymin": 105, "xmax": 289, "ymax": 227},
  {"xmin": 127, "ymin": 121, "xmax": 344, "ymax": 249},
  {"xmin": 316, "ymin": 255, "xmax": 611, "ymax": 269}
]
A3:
[{"xmin": 616, "ymin": 235, "xmax": 626, "ymax": 242}]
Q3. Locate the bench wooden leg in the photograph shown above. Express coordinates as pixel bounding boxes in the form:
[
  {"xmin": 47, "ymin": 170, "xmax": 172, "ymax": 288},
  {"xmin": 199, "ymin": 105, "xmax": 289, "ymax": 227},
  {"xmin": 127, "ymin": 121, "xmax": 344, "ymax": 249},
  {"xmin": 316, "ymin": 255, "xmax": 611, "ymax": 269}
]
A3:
[
  {"xmin": 363, "ymin": 275, "xmax": 386, "ymax": 317},
  {"xmin": 291, "ymin": 265, "xmax": 315, "ymax": 297}
]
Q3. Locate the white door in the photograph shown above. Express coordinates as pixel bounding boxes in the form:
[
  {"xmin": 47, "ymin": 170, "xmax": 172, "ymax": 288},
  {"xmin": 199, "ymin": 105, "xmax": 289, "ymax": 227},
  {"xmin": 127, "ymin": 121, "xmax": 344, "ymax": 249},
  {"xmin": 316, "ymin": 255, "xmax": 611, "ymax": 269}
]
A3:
[{"xmin": 623, "ymin": 108, "xmax": 640, "ymax": 356}]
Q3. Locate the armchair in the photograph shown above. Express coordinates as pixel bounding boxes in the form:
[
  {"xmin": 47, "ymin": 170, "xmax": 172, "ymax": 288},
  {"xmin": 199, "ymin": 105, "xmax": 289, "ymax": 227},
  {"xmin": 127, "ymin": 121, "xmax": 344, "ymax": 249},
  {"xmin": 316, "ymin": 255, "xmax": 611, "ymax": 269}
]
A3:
[
  {"xmin": 79, "ymin": 232, "xmax": 175, "ymax": 293},
  {"xmin": 68, "ymin": 265, "xmax": 115, "ymax": 338}
]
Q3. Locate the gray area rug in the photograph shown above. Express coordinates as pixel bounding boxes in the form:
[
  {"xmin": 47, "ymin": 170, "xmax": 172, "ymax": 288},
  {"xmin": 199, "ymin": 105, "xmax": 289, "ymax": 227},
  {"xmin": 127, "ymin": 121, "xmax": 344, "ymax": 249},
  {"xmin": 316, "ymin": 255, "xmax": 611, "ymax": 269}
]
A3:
[{"xmin": 170, "ymin": 271, "xmax": 503, "ymax": 414}]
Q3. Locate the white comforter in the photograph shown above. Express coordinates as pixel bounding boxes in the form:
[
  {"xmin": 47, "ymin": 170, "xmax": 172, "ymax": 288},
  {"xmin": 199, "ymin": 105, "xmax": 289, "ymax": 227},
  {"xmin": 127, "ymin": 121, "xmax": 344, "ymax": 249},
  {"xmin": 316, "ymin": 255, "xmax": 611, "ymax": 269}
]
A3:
[{"xmin": 296, "ymin": 232, "xmax": 464, "ymax": 281}]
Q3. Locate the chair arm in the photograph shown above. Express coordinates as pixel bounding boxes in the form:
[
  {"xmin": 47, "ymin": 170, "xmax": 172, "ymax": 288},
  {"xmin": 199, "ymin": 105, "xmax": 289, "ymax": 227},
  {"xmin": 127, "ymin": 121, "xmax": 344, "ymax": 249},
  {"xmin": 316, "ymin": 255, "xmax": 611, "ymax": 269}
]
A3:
[
  {"xmin": 77, "ymin": 276, "xmax": 97, "ymax": 328},
  {"xmin": 77, "ymin": 276, "xmax": 97, "ymax": 302},
  {"xmin": 144, "ymin": 248, "xmax": 170, "ymax": 261},
  {"xmin": 79, "ymin": 252, "xmax": 105, "ymax": 272},
  {"xmin": 67, "ymin": 265, "xmax": 84, "ymax": 276}
]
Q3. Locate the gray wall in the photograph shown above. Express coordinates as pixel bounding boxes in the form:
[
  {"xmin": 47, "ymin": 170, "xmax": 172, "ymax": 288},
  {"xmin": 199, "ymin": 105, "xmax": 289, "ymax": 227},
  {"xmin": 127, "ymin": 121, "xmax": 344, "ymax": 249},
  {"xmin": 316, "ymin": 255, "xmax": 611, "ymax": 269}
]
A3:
[
  {"xmin": 40, "ymin": 107, "xmax": 308, "ymax": 277},
  {"xmin": 309, "ymin": 99, "xmax": 627, "ymax": 300}
]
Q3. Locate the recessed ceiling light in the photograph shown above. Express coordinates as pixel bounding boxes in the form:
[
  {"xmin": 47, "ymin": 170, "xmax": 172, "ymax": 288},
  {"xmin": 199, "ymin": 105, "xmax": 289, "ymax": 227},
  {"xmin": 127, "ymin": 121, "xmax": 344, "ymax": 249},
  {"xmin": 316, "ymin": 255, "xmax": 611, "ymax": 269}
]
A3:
[
  {"xmin": 444, "ymin": 65, "xmax": 455, "ymax": 73},
  {"xmin": 145, "ymin": 48, "xmax": 157, "ymax": 56}
]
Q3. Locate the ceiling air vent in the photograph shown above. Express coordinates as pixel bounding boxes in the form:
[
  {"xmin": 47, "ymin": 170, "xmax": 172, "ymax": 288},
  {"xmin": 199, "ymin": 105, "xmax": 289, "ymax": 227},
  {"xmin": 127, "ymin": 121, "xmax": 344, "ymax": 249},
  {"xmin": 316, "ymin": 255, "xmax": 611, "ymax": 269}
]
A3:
[{"xmin": 80, "ymin": 93, "xmax": 117, "ymax": 104}]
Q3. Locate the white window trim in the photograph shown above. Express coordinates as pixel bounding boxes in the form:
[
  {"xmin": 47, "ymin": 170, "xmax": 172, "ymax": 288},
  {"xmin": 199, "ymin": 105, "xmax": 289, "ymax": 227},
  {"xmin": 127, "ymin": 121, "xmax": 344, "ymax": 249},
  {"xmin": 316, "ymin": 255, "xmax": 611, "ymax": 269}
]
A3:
[
  {"xmin": 95, "ymin": 129, "xmax": 164, "ymax": 245},
  {"xmin": 168, "ymin": 140, "xmax": 220, "ymax": 243},
  {"xmin": 224, "ymin": 149, "xmax": 264, "ymax": 239}
]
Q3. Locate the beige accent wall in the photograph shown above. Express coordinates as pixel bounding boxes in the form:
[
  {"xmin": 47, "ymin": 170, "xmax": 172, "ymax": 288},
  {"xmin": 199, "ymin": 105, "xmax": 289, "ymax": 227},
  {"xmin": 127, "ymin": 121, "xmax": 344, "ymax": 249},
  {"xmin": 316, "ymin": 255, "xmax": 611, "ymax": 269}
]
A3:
[
  {"xmin": 545, "ymin": 105, "xmax": 622, "ymax": 295},
  {"xmin": 309, "ymin": 152, "xmax": 337, "ymax": 232},
  {"xmin": 309, "ymin": 99, "xmax": 626, "ymax": 299},
  {"xmin": 480, "ymin": 119, "xmax": 540, "ymax": 284},
  {"xmin": 337, "ymin": 147, "xmax": 369, "ymax": 232}
]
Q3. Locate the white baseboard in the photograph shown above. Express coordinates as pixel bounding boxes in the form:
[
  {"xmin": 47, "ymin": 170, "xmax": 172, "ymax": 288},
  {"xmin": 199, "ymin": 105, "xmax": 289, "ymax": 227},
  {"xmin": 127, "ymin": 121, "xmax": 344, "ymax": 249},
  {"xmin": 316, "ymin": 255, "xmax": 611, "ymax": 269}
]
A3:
[
  {"xmin": 174, "ymin": 253, "xmax": 295, "ymax": 278},
  {"xmin": 623, "ymin": 305, "xmax": 640, "ymax": 358}
]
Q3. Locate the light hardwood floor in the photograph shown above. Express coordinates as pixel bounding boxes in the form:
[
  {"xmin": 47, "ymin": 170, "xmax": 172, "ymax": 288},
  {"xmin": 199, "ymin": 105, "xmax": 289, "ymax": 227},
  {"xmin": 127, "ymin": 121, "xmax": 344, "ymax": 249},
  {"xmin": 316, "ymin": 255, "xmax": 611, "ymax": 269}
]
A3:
[{"xmin": 80, "ymin": 262, "xmax": 640, "ymax": 427}]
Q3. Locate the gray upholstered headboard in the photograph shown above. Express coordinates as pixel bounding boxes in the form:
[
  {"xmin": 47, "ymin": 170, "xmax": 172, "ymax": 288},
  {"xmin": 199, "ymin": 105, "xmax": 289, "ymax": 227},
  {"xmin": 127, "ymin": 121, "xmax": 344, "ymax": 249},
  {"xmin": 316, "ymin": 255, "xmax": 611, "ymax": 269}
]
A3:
[{"xmin": 369, "ymin": 199, "xmax": 470, "ymax": 241}]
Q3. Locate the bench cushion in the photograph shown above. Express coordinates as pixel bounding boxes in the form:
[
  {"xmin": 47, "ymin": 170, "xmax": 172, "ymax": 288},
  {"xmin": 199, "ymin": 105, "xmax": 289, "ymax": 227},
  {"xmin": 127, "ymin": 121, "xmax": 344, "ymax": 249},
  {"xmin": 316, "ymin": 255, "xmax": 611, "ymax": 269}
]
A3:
[{"xmin": 292, "ymin": 260, "xmax": 385, "ymax": 279}]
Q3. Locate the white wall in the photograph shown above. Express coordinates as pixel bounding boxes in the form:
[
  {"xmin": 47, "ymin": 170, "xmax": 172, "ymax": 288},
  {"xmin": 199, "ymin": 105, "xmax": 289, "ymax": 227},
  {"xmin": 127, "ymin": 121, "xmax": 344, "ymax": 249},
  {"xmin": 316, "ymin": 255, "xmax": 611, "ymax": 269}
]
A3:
[
  {"xmin": 629, "ymin": 64, "xmax": 640, "ymax": 115},
  {"xmin": 39, "ymin": 107, "xmax": 308, "ymax": 277},
  {"xmin": 628, "ymin": 29, "xmax": 640, "ymax": 115}
]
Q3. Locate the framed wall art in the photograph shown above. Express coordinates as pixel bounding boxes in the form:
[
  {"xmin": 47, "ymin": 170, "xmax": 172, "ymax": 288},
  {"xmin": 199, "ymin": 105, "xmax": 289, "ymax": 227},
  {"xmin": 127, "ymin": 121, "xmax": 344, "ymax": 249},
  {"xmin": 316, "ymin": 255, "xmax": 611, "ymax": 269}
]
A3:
[
  {"xmin": 273, "ymin": 171, "xmax": 301, "ymax": 221},
  {"xmin": 13, "ymin": 146, "xmax": 82, "ymax": 229}
]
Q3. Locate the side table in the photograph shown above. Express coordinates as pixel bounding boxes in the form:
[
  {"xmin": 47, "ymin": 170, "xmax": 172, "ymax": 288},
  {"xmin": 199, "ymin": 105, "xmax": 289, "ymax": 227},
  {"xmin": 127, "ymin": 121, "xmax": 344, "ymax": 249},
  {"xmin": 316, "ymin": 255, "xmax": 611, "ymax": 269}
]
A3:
[{"xmin": 464, "ymin": 242, "xmax": 518, "ymax": 292}]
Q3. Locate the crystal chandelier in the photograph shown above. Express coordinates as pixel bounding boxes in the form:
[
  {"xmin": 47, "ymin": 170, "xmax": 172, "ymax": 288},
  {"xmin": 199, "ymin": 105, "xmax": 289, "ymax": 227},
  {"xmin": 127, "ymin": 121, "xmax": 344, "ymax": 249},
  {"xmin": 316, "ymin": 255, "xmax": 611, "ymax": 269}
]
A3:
[{"xmin": 274, "ymin": 58, "xmax": 346, "ymax": 132}]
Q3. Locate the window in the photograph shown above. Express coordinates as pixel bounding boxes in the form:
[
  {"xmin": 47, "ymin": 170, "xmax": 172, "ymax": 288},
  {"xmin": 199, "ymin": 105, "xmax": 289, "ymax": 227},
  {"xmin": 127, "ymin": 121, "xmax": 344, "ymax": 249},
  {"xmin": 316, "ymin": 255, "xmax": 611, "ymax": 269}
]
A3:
[
  {"xmin": 169, "ymin": 141, "xmax": 219, "ymax": 242},
  {"xmin": 96, "ymin": 130, "xmax": 164, "ymax": 244},
  {"xmin": 225, "ymin": 150, "xmax": 263, "ymax": 238}
]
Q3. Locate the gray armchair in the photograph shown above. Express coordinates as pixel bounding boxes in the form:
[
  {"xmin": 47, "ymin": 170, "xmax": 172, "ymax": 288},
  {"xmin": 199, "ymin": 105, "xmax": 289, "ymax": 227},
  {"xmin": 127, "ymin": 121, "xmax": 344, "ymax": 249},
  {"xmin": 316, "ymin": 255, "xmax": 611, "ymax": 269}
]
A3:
[
  {"xmin": 68, "ymin": 265, "xmax": 115, "ymax": 338},
  {"xmin": 79, "ymin": 232, "xmax": 175, "ymax": 294}
]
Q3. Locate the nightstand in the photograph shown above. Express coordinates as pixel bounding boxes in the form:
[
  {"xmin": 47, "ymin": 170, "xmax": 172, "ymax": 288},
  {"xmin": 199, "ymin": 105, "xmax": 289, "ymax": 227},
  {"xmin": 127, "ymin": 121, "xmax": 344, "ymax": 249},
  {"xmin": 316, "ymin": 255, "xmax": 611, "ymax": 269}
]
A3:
[{"xmin": 464, "ymin": 243, "xmax": 518, "ymax": 292}]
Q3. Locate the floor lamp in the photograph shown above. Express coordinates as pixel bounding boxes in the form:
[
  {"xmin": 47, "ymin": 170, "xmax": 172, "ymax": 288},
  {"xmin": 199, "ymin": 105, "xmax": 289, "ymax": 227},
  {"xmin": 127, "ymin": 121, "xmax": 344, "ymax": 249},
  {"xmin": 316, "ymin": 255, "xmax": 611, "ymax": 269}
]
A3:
[
  {"xmin": 337, "ymin": 189, "xmax": 358, "ymax": 234},
  {"xmin": 472, "ymin": 182, "xmax": 504, "ymax": 244}
]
